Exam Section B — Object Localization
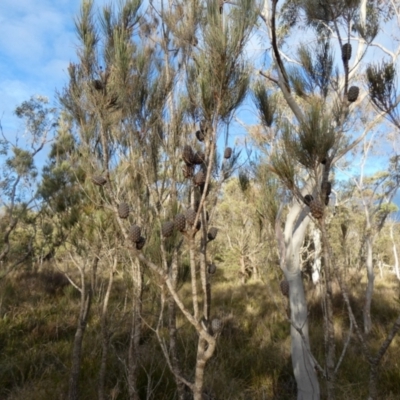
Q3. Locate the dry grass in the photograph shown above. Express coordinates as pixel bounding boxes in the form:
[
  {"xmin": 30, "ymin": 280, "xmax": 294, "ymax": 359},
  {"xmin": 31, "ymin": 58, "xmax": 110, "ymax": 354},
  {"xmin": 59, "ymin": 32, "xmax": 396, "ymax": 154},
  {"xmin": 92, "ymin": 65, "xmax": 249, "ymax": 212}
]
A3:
[{"xmin": 0, "ymin": 266, "xmax": 399, "ymax": 399}]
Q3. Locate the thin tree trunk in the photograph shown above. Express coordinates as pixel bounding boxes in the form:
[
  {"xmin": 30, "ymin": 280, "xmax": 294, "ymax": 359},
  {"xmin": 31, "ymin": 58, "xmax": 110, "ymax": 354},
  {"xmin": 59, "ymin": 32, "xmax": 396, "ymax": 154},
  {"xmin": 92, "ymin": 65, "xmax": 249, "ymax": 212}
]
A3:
[
  {"xmin": 240, "ymin": 254, "xmax": 246, "ymax": 284},
  {"xmin": 98, "ymin": 258, "xmax": 117, "ymax": 400},
  {"xmin": 311, "ymin": 222, "xmax": 321, "ymax": 285},
  {"xmin": 189, "ymin": 238, "xmax": 199, "ymax": 320},
  {"xmin": 368, "ymin": 312, "xmax": 400, "ymax": 399},
  {"xmin": 390, "ymin": 225, "xmax": 399, "ymax": 280},
  {"xmin": 193, "ymin": 336, "xmax": 216, "ymax": 400},
  {"xmin": 277, "ymin": 201, "xmax": 320, "ymax": 400},
  {"xmin": 68, "ymin": 291, "xmax": 92, "ymax": 400},
  {"xmin": 91, "ymin": 255, "xmax": 98, "ymax": 292},
  {"xmin": 168, "ymin": 253, "xmax": 187, "ymax": 400},
  {"xmin": 320, "ymin": 221, "xmax": 336, "ymax": 400},
  {"xmin": 199, "ymin": 234, "xmax": 210, "ymax": 321},
  {"xmin": 252, "ymin": 257, "xmax": 259, "ymax": 281},
  {"xmin": 168, "ymin": 296, "xmax": 187, "ymax": 400},
  {"xmin": 128, "ymin": 260, "xmax": 143, "ymax": 400},
  {"xmin": 337, "ymin": 263, "xmax": 400, "ymax": 400},
  {"xmin": 286, "ymin": 270, "xmax": 320, "ymax": 400},
  {"xmin": 192, "ymin": 204, "xmax": 216, "ymax": 400},
  {"xmin": 363, "ymin": 234, "xmax": 374, "ymax": 334},
  {"xmin": 193, "ymin": 338, "xmax": 207, "ymax": 400},
  {"xmin": 377, "ymin": 260, "xmax": 383, "ymax": 279},
  {"xmin": 68, "ymin": 257, "xmax": 96, "ymax": 400},
  {"xmin": 100, "ymin": 123, "xmax": 110, "ymax": 180},
  {"xmin": 368, "ymin": 362, "xmax": 379, "ymax": 400}
]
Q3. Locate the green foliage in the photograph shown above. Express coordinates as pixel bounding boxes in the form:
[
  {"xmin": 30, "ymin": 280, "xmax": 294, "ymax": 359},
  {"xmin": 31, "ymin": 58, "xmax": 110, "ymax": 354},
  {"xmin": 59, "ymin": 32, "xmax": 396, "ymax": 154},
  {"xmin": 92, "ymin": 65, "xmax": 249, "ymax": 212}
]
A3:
[
  {"xmin": 253, "ymin": 82, "xmax": 277, "ymax": 127},
  {"xmin": 270, "ymin": 144, "xmax": 297, "ymax": 190},
  {"xmin": 280, "ymin": 0, "xmax": 379, "ymax": 42},
  {"xmin": 366, "ymin": 61, "xmax": 399, "ymax": 127},
  {"xmin": 0, "ymin": 96, "xmax": 55, "ymax": 271},
  {"xmin": 3, "ymin": 1, "xmax": 400, "ymax": 399},
  {"xmin": 303, "ymin": 0, "xmax": 361, "ymax": 27},
  {"xmin": 189, "ymin": 0, "xmax": 257, "ymax": 121},
  {"xmin": 14, "ymin": 96, "xmax": 56, "ymax": 141},
  {"xmin": 254, "ymin": 164, "xmax": 281, "ymax": 226},
  {"xmin": 282, "ymin": 101, "xmax": 336, "ymax": 170},
  {"xmin": 290, "ymin": 40, "xmax": 334, "ymax": 99},
  {"xmin": 1, "ymin": 265, "xmax": 400, "ymax": 399},
  {"xmin": 1, "ymin": 96, "xmax": 55, "ymax": 199},
  {"xmin": 74, "ymin": 0, "xmax": 98, "ymax": 68},
  {"xmin": 352, "ymin": 0, "xmax": 379, "ymax": 42},
  {"xmin": 5, "ymin": 148, "xmax": 34, "ymax": 177}
]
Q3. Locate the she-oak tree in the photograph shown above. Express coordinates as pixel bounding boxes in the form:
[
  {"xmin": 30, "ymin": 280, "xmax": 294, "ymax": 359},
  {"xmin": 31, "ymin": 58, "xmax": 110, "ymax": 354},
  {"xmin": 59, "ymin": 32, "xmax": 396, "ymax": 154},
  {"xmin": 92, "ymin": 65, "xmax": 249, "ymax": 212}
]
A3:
[
  {"xmin": 255, "ymin": 0, "xmax": 400, "ymax": 399},
  {"xmin": 56, "ymin": 0, "xmax": 257, "ymax": 399}
]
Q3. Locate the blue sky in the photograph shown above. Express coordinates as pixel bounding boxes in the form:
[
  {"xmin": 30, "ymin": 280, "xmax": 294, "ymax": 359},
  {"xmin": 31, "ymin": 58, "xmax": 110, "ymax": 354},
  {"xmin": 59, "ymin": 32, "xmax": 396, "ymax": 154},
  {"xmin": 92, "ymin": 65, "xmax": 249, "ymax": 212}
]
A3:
[
  {"xmin": 0, "ymin": 1, "xmax": 397, "ymax": 182},
  {"xmin": 1, "ymin": 0, "xmax": 397, "ymax": 130},
  {"xmin": 0, "ymin": 0, "xmax": 260, "ymax": 141},
  {"xmin": 0, "ymin": 0, "xmax": 399, "ymax": 214},
  {"xmin": 0, "ymin": 0, "xmax": 84, "ymax": 132},
  {"xmin": 0, "ymin": 0, "xmax": 120, "ymax": 138}
]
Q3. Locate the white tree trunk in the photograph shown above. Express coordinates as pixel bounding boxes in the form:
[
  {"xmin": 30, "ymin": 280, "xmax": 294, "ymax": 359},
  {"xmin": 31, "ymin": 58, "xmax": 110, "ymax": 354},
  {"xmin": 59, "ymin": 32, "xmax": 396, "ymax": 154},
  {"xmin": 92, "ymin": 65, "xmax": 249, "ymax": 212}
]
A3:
[
  {"xmin": 390, "ymin": 225, "xmax": 400, "ymax": 280},
  {"xmin": 279, "ymin": 202, "xmax": 320, "ymax": 400},
  {"xmin": 311, "ymin": 222, "xmax": 321, "ymax": 285},
  {"xmin": 287, "ymin": 270, "xmax": 320, "ymax": 400},
  {"xmin": 363, "ymin": 234, "xmax": 374, "ymax": 334}
]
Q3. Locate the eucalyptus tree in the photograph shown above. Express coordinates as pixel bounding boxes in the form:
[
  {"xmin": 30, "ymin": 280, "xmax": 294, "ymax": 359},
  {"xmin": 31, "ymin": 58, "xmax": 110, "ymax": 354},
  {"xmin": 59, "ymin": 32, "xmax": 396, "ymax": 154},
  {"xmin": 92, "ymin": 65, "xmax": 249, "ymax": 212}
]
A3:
[
  {"xmin": 364, "ymin": 32, "xmax": 400, "ymax": 330},
  {"xmin": 254, "ymin": 0, "xmax": 389, "ymax": 399},
  {"xmin": 58, "ymin": 1, "xmax": 257, "ymax": 399},
  {"xmin": 348, "ymin": 158, "xmax": 399, "ymax": 334},
  {"xmin": 36, "ymin": 113, "xmax": 96, "ymax": 400},
  {"xmin": 0, "ymin": 96, "xmax": 56, "ymax": 277},
  {"xmin": 38, "ymin": 115, "xmax": 86, "ymax": 264},
  {"xmin": 217, "ymin": 177, "xmax": 271, "ymax": 283},
  {"xmin": 345, "ymin": 11, "xmax": 400, "ymax": 398},
  {"xmin": 58, "ymin": 1, "xmax": 149, "ymax": 398},
  {"xmin": 331, "ymin": 165, "xmax": 400, "ymax": 400}
]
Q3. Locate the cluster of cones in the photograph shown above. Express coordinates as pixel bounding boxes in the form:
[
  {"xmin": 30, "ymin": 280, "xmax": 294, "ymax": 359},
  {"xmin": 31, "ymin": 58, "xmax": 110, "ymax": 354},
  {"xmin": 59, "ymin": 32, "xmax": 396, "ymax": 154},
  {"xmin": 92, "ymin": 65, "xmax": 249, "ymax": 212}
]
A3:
[{"xmin": 304, "ymin": 181, "xmax": 332, "ymax": 220}]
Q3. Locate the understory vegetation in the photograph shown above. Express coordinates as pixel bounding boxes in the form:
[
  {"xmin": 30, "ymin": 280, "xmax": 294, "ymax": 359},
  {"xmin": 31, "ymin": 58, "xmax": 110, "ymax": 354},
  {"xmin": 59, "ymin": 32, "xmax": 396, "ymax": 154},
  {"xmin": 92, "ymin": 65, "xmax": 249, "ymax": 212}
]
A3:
[
  {"xmin": 0, "ymin": 262, "xmax": 399, "ymax": 400},
  {"xmin": 2, "ymin": 0, "xmax": 400, "ymax": 399}
]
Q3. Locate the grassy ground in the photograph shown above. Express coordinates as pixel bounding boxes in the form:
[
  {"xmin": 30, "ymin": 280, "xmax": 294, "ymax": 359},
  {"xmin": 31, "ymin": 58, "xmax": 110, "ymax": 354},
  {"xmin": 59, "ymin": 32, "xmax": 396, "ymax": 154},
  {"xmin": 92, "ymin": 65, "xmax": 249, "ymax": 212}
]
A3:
[{"xmin": 0, "ymin": 266, "xmax": 399, "ymax": 399}]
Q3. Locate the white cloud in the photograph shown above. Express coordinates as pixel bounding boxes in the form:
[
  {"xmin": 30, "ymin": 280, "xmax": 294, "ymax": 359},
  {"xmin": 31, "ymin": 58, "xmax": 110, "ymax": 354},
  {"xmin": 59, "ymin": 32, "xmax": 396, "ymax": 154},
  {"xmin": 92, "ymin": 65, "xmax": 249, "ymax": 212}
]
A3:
[
  {"xmin": 0, "ymin": 0, "xmax": 118, "ymax": 138},
  {"xmin": 0, "ymin": 1, "xmax": 83, "ymax": 134},
  {"xmin": 2, "ymin": 10, "xmax": 76, "ymax": 64}
]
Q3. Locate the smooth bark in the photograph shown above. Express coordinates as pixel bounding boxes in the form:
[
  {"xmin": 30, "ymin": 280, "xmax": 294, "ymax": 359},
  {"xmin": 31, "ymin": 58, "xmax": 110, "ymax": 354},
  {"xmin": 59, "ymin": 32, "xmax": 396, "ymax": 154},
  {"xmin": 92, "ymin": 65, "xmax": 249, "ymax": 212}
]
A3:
[
  {"xmin": 311, "ymin": 223, "xmax": 321, "ymax": 285},
  {"xmin": 390, "ymin": 225, "xmax": 399, "ymax": 280},
  {"xmin": 363, "ymin": 235, "xmax": 374, "ymax": 334},
  {"xmin": 287, "ymin": 271, "xmax": 320, "ymax": 400},
  {"xmin": 279, "ymin": 202, "xmax": 320, "ymax": 400}
]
